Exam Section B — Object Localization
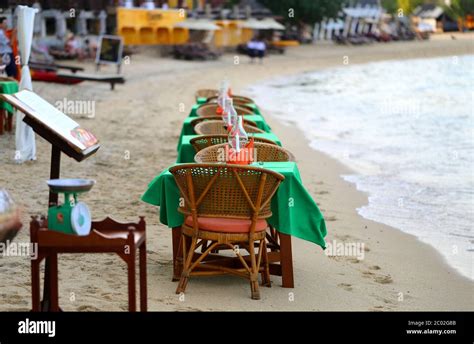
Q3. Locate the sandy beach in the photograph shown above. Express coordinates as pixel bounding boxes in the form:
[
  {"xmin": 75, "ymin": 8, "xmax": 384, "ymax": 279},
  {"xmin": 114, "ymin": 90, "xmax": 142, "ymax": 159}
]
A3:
[{"xmin": 1, "ymin": 34, "xmax": 473, "ymax": 311}]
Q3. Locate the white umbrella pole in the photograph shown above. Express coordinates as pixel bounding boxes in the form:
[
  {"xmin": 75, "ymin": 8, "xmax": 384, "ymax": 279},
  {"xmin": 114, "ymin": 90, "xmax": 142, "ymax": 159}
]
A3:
[{"xmin": 14, "ymin": 6, "xmax": 38, "ymax": 163}]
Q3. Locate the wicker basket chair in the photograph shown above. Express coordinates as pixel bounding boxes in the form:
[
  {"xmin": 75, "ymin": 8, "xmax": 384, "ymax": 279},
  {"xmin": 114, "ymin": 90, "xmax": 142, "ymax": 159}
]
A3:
[
  {"xmin": 195, "ymin": 89, "xmax": 218, "ymax": 101},
  {"xmin": 190, "ymin": 116, "xmax": 258, "ymax": 130},
  {"xmin": 194, "ymin": 142, "xmax": 295, "ymax": 163},
  {"xmin": 207, "ymin": 95, "xmax": 255, "ymax": 106},
  {"xmin": 190, "ymin": 135, "xmax": 277, "ymax": 153},
  {"xmin": 194, "ymin": 120, "xmax": 264, "ymax": 135},
  {"xmin": 196, "ymin": 103, "xmax": 253, "ymax": 117},
  {"xmin": 170, "ymin": 163, "xmax": 285, "ymax": 299}
]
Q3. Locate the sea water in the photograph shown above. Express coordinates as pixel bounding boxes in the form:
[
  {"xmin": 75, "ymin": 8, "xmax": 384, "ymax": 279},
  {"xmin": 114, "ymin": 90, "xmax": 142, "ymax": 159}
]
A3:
[{"xmin": 249, "ymin": 55, "xmax": 474, "ymax": 280}]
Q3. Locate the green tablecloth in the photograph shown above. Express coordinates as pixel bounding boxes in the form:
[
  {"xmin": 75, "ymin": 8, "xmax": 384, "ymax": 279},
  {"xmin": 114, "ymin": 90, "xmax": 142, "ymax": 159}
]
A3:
[
  {"xmin": 189, "ymin": 102, "xmax": 261, "ymax": 117},
  {"xmin": 0, "ymin": 80, "xmax": 19, "ymax": 114},
  {"xmin": 177, "ymin": 133, "xmax": 282, "ymax": 163},
  {"xmin": 178, "ymin": 114, "xmax": 272, "ymax": 147},
  {"xmin": 141, "ymin": 162, "xmax": 326, "ymax": 249}
]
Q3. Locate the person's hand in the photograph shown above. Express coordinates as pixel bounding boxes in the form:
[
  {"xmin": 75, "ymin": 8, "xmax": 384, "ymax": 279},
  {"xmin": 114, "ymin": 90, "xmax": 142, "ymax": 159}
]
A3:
[{"xmin": 0, "ymin": 208, "xmax": 22, "ymax": 244}]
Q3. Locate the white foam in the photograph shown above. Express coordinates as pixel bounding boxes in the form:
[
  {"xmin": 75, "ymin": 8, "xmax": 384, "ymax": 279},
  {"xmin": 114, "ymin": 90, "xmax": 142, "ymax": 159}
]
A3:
[{"xmin": 248, "ymin": 55, "xmax": 474, "ymax": 280}]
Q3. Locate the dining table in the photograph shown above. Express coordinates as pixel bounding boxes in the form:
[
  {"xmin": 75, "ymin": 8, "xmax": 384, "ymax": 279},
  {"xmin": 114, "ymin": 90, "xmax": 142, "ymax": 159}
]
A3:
[
  {"xmin": 189, "ymin": 101, "xmax": 262, "ymax": 117},
  {"xmin": 177, "ymin": 133, "xmax": 282, "ymax": 163},
  {"xmin": 0, "ymin": 79, "xmax": 19, "ymax": 134},
  {"xmin": 141, "ymin": 161, "xmax": 327, "ymax": 288},
  {"xmin": 178, "ymin": 113, "xmax": 273, "ymax": 145}
]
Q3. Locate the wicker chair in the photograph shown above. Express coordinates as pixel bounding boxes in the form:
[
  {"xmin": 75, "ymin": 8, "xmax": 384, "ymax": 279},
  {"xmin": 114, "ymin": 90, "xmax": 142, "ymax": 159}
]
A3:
[
  {"xmin": 194, "ymin": 142, "xmax": 295, "ymax": 163},
  {"xmin": 190, "ymin": 116, "xmax": 258, "ymax": 130},
  {"xmin": 190, "ymin": 135, "xmax": 277, "ymax": 153},
  {"xmin": 170, "ymin": 163, "xmax": 285, "ymax": 299},
  {"xmin": 196, "ymin": 103, "xmax": 253, "ymax": 117},
  {"xmin": 195, "ymin": 89, "xmax": 219, "ymax": 101},
  {"xmin": 194, "ymin": 120, "xmax": 264, "ymax": 135},
  {"xmin": 207, "ymin": 95, "xmax": 255, "ymax": 107}
]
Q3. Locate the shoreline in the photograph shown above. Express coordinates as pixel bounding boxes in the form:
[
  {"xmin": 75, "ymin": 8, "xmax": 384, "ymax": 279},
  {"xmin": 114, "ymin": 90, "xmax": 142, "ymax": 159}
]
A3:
[
  {"xmin": 246, "ymin": 53, "xmax": 474, "ymax": 282},
  {"xmin": 1, "ymin": 35, "xmax": 473, "ymax": 310}
]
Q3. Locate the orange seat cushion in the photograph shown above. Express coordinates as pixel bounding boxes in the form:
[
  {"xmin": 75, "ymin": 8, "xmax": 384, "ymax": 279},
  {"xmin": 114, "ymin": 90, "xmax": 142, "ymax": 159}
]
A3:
[{"xmin": 185, "ymin": 216, "xmax": 268, "ymax": 233}]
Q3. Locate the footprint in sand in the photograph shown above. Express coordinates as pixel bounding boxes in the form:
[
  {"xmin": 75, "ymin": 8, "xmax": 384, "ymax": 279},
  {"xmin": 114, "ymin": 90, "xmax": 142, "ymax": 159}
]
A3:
[
  {"xmin": 374, "ymin": 275, "xmax": 393, "ymax": 284},
  {"xmin": 315, "ymin": 191, "xmax": 329, "ymax": 195},
  {"xmin": 362, "ymin": 270, "xmax": 375, "ymax": 278},
  {"xmin": 369, "ymin": 265, "xmax": 381, "ymax": 270},
  {"xmin": 325, "ymin": 215, "xmax": 337, "ymax": 222},
  {"xmin": 347, "ymin": 257, "xmax": 361, "ymax": 264},
  {"xmin": 338, "ymin": 283, "xmax": 353, "ymax": 291}
]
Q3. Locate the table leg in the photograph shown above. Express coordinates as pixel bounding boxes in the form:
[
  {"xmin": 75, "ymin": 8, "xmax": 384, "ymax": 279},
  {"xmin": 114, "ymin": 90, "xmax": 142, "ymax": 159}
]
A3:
[
  {"xmin": 278, "ymin": 233, "xmax": 294, "ymax": 288},
  {"xmin": 172, "ymin": 226, "xmax": 182, "ymax": 281},
  {"xmin": 127, "ymin": 253, "xmax": 136, "ymax": 312},
  {"xmin": 6, "ymin": 112, "xmax": 13, "ymax": 132},
  {"xmin": 0, "ymin": 109, "xmax": 4, "ymax": 135},
  {"xmin": 48, "ymin": 254, "xmax": 60, "ymax": 311},
  {"xmin": 31, "ymin": 255, "xmax": 41, "ymax": 312},
  {"xmin": 139, "ymin": 243, "xmax": 147, "ymax": 312}
]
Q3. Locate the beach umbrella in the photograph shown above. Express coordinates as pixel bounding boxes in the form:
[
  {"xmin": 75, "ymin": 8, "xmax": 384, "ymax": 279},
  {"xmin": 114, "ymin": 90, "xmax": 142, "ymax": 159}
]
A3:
[
  {"xmin": 99, "ymin": 10, "xmax": 107, "ymax": 36},
  {"xmin": 55, "ymin": 11, "xmax": 66, "ymax": 39},
  {"xmin": 77, "ymin": 11, "xmax": 88, "ymax": 37},
  {"xmin": 174, "ymin": 20, "xmax": 222, "ymax": 31},
  {"xmin": 260, "ymin": 18, "xmax": 285, "ymax": 30},
  {"xmin": 15, "ymin": 6, "xmax": 38, "ymax": 163},
  {"xmin": 240, "ymin": 19, "xmax": 269, "ymax": 30},
  {"xmin": 32, "ymin": 2, "xmax": 42, "ymax": 36}
]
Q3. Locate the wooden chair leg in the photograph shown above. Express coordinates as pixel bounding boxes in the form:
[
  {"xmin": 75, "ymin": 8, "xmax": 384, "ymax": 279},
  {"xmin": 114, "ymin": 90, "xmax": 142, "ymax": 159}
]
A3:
[
  {"xmin": 127, "ymin": 252, "xmax": 136, "ymax": 312},
  {"xmin": 139, "ymin": 243, "xmax": 147, "ymax": 312},
  {"xmin": 260, "ymin": 240, "xmax": 271, "ymax": 287},
  {"xmin": 176, "ymin": 235, "xmax": 197, "ymax": 295},
  {"xmin": 31, "ymin": 256, "xmax": 41, "ymax": 312},
  {"xmin": 248, "ymin": 238, "xmax": 260, "ymax": 300}
]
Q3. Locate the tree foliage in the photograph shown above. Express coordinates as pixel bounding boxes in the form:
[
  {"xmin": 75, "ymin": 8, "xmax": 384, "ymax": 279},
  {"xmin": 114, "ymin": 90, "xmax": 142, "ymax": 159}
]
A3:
[
  {"xmin": 444, "ymin": 0, "xmax": 474, "ymax": 19},
  {"xmin": 257, "ymin": 0, "xmax": 346, "ymax": 25}
]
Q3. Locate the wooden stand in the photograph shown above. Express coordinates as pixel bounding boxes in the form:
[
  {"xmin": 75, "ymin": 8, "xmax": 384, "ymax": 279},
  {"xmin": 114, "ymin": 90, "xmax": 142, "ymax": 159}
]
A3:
[
  {"xmin": 31, "ymin": 216, "xmax": 147, "ymax": 312},
  {"xmin": 0, "ymin": 91, "xmax": 101, "ymax": 311}
]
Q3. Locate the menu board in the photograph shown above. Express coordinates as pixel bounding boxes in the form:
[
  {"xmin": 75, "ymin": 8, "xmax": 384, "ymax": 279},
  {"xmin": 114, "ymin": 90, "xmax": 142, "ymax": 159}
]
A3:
[
  {"xmin": 0, "ymin": 90, "xmax": 98, "ymax": 154},
  {"xmin": 96, "ymin": 35, "xmax": 124, "ymax": 66}
]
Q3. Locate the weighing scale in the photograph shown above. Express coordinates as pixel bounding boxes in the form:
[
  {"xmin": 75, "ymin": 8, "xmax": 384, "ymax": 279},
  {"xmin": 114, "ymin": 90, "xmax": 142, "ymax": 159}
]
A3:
[{"xmin": 47, "ymin": 179, "xmax": 95, "ymax": 236}]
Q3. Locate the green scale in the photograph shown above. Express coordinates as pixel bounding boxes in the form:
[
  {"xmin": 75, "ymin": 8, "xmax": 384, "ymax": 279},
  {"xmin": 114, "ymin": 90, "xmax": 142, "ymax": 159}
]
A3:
[{"xmin": 47, "ymin": 179, "xmax": 95, "ymax": 236}]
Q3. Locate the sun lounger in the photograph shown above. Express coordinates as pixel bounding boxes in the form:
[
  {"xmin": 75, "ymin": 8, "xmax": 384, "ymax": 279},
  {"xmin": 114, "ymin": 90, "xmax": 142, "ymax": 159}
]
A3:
[
  {"xmin": 55, "ymin": 72, "xmax": 125, "ymax": 90},
  {"xmin": 30, "ymin": 61, "xmax": 84, "ymax": 74}
]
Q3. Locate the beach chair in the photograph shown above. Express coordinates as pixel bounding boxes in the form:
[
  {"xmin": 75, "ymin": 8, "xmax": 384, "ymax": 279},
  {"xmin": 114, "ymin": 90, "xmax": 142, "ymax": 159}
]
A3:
[
  {"xmin": 196, "ymin": 103, "xmax": 253, "ymax": 117},
  {"xmin": 190, "ymin": 134, "xmax": 277, "ymax": 153},
  {"xmin": 207, "ymin": 95, "xmax": 255, "ymax": 107},
  {"xmin": 194, "ymin": 142, "xmax": 295, "ymax": 163},
  {"xmin": 55, "ymin": 72, "xmax": 125, "ymax": 90},
  {"xmin": 30, "ymin": 61, "xmax": 84, "ymax": 74},
  {"xmin": 190, "ymin": 116, "xmax": 258, "ymax": 130},
  {"xmin": 194, "ymin": 120, "xmax": 264, "ymax": 135},
  {"xmin": 195, "ymin": 89, "xmax": 218, "ymax": 102},
  {"xmin": 170, "ymin": 164, "xmax": 284, "ymax": 299}
]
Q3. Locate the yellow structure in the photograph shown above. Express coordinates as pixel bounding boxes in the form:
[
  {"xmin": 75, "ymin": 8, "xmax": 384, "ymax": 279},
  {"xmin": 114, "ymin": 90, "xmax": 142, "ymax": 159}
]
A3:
[
  {"xmin": 212, "ymin": 20, "xmax": 254, "ymax": 47},
  {"xmin": 117, "ymin": 8, "xmax": 260, "ymax": 47},
  {"xmin": 168, "ymin": 0, "xmax": 206, "ymax": 9},
  {"xmin": 117, "ymin": 8, "xmax": 189, "ymax": 45}
]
